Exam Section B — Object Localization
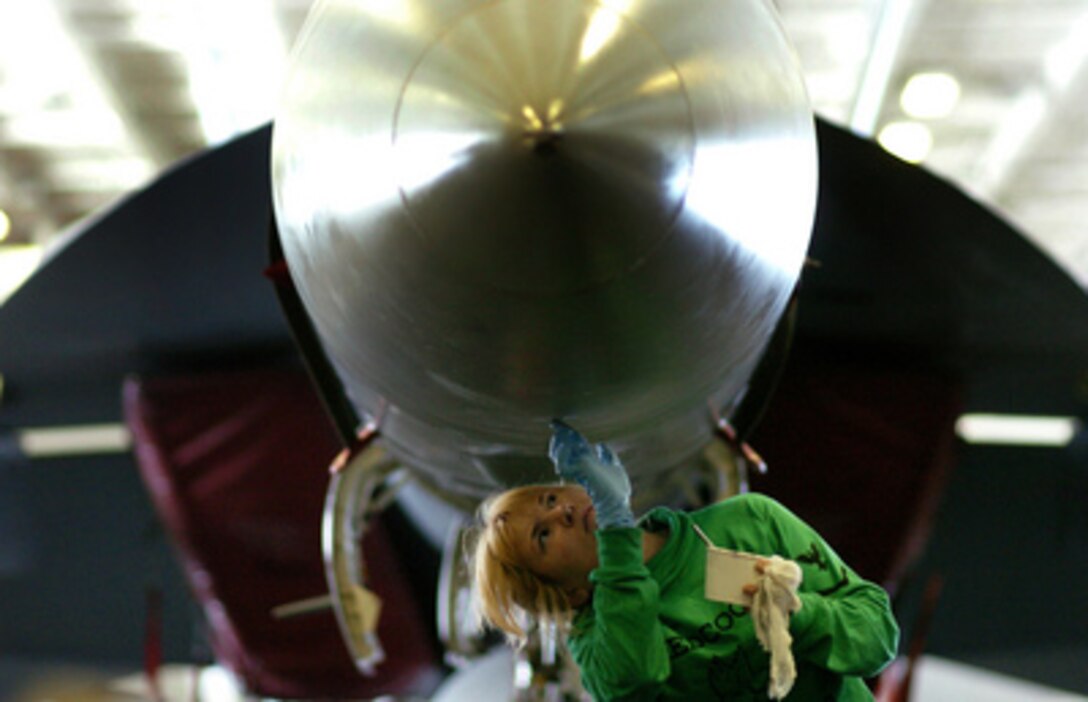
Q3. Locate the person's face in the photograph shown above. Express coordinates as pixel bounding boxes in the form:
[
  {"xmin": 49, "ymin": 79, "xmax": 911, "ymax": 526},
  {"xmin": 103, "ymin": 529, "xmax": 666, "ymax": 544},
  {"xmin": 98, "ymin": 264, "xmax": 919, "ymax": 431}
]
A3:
[{"xmin": 508, "ymin": 485, "xmax": 599, "ymax": 607}]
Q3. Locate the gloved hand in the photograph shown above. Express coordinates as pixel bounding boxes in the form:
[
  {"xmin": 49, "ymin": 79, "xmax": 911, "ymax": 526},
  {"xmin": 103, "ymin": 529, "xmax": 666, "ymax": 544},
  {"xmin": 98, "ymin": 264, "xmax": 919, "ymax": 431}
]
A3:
[{"xmin": 548, "ymin": 419, "xmax": 634, "ymax": 529}]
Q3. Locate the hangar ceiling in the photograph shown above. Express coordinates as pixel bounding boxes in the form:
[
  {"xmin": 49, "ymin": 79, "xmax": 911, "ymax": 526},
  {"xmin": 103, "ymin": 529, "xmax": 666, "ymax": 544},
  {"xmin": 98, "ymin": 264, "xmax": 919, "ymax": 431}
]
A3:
[{"xmin": 0, "ymin": 0, "xmax": 1086, "ymax": 302}]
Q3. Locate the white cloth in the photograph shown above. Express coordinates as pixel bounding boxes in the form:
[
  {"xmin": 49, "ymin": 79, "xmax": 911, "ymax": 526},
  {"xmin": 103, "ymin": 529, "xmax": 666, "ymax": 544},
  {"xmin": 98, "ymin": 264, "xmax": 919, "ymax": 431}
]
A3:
[{"xmin": 750, "ymin": 556, "xmax": 803, "ymax": 699}]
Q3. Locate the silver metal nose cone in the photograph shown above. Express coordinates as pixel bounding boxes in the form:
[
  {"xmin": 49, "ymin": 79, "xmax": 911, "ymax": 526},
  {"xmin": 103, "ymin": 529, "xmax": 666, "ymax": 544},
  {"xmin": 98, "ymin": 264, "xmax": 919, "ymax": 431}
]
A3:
[
  {"xmin": 272, "ymin": 0, "xmax": 817, "ymax": 500},
  {"xmin": 392, "ymin": 0, "xmax": 693, "ymax": 294}
]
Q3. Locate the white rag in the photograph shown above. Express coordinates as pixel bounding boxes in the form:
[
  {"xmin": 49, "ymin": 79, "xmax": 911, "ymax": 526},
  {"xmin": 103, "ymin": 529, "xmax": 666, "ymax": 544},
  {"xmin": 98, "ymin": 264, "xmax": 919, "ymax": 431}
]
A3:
[{"xmin": 750, "ymin": 556, "xmax": 803, "ymax": 699}]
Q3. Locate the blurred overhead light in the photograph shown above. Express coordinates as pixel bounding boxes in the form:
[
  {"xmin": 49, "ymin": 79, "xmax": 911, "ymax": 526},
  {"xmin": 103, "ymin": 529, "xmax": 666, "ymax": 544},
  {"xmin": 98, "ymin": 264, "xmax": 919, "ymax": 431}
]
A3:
[
  {"xmin": 877, "ymin": 120, "xmax": 932, "ymax": 163},
  {"xmin": 51, "ymin": 156, "xmax": 156, "ymax": 192},
  {"xmin": 17, "ymin": 423, "xmax": 132, "ymax": 458},
  {"xmin": 956, "ymin": 414, "xmax": 1081, "ymax": 447},
  {"xmin": 1044, "ymin": 11, "xmax": 1088, "ymax": 91},
  {"xmin": 0, "ymin": 3, "xmax": 138, "ymax": 152},
  {"xmin": 0, "ymin": 243, "xmax": 42, "ymax": 304},
  {"xmin": 0, "ymin": 208, "xmax": 10, "ymax": 241},
  {"xmin": 972, "ymin": 90, "xmax": 1047, "ymax": 196},
  {"xmin": 849, "ymin": 0, "xmax": 923, "ymax": 135},
  {"xmin": 900, "ymin": 71, "xmax": 960, "ymax": 119},
  {"xmin": 0, "ymin": 4, "xmax": 81, "ymax": 108},
  {"xmin": 3, "ymin": 109, "xmax": 128, "ymax": 149},
  {"xmin": 126, "ymin": 0, "xmax": 287, "ymax": 144},
  {"xmin": 181, "ymin": 0, "xmax": 288, "ymax": 144}
]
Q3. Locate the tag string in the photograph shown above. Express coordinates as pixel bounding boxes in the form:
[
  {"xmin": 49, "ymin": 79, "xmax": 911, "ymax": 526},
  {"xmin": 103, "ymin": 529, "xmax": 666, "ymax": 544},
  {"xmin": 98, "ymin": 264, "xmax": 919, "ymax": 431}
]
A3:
[{"xmin": 691, "ymin": 523, "xmax": 715, "ymax": 548}]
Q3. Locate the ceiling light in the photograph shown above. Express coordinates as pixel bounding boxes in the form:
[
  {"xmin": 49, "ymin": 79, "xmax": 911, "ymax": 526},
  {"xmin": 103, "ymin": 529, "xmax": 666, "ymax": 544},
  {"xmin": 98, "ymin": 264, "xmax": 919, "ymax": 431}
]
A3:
[
  {"xmin": 3, "ymin": 109, "xmax": 129, "ymax": 148},
  {"xmin": 971, "ymin": 90, "xmax": 1047, "ymax": 197},
  {"xmin": 1044, "ymin": 12, "xmax": 1088, "ymax": 91},
  {"xmin": 180, "ymin": 0, "xmax": 288, "ymax": 144},
  {"xmin": 900, "ymin": 71, "xmax": 960, "ymax": 119},
  {"xmin": 50, "ymin": 156, "xmax": 156, "ymax": 192},
  {"xmin": 0, "ymin": 3, "xmax": 134, "ymax": 150},
  {"xmin": 955, "ymin": 414, "xmax": 1082, "ymax": 447},
  {"xmin": 0, "ymin": 208, "xmax": 10, "ymax": 241},
  {"xmin": 876, "ymin": 120, "xmax": 932, "ymax": 163}
]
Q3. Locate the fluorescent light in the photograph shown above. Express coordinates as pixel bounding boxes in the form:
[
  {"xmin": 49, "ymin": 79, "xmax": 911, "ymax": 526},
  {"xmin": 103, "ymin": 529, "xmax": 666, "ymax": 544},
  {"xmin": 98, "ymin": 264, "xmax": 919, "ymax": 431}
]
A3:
[
  {"xmin": 900, "ymin": 71, "xmax": 960, "ymax": 119},
  {"xmin": 50, "ymin": 156, "xmax": 156, "ymax": 192},
  {"xmin": 1044, "ymin": 11, "xmax": 1088, "ymax": 91},
  {"xmin": 0, "ymin": 4, "xmax": 84, "ymax": 105},
  {"xmin": 877, "ymin": 120, "xmax": 933, "ymax": 163},
  {"xmin": 17, "ymin": 423, "xmax": 132, "ymax": 458},
  {"xmin": 2, "ymin": 107, "xmax": 128, "ymax": 149},
  {"xmin": 0, "ymin": 2, "xmax": 136, "ymax": 151},
  {"xmin": 178, "ymin": 0, "xmax": 287, "ymax": 143},
  {"xmin": 849, "ymin": 0, "xmax": 922, "ymax": 135},
  {"xmin": 955, "ymin": 414, "xmax": 1081, "ymax": 447},
  {"xmin": 0, "ymin": 208, "xmax": 10, "ymax": 241},
  {"xmin": 972, "ymin": 90, "xmax": 1047, "ymax": 196}
]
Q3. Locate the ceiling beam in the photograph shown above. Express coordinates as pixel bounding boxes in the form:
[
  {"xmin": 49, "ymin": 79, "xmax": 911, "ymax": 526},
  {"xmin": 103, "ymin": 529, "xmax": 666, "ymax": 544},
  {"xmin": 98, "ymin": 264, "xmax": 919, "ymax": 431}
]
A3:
[
  {"xmin": 849, "ymin": 0, "xmax": 928, "ymax": 136},
  {"xmin": 971, "ymin": 13, "xmax": 1088, "ymax": 203},
  {"xmin": 50, "ymin": 0, "xmax": 178, "ymax": 168}
]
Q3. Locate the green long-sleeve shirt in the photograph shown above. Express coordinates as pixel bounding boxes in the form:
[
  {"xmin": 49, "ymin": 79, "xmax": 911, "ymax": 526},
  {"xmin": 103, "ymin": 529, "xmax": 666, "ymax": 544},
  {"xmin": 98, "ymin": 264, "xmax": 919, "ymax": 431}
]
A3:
[{"xmin": 567, "ymin": 493, "xmax": 899, "ymax": 701}]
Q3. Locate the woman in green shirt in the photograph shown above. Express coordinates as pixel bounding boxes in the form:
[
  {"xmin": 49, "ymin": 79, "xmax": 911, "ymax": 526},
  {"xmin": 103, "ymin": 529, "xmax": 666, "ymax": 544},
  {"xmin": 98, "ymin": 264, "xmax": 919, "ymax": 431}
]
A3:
[{"xmin": 472, "ymin": 422, "xmax": 899, "ymax": 700}]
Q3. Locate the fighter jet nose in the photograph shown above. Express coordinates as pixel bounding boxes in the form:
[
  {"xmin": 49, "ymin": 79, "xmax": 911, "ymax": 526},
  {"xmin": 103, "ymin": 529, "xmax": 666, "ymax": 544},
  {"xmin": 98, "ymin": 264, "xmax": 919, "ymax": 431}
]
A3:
[{"xmin": 271, "ymin": 0, "xmax": 816, "ymax": 500}]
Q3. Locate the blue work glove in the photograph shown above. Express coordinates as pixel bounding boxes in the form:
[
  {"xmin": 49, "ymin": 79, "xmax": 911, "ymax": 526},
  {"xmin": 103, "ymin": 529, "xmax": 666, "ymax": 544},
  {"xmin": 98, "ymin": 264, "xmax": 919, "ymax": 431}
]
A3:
[{"xmin": 548, "ymin": 419, "xmax": 634, "ymax": 529}]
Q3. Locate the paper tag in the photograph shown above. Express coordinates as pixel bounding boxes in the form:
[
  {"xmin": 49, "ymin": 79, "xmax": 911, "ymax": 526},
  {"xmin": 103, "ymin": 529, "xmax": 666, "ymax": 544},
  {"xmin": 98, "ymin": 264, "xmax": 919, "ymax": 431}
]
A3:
[
  {"xmin": 338, "ymin": 584, "xmax": 385, "ymax": 673},
  {"xmin": 343, "ymin": 584, "xmax": 383, "ymax": 635},
  {"xmin": 705, "ymin": 545, "xmax": 762, "ymax": 605}
]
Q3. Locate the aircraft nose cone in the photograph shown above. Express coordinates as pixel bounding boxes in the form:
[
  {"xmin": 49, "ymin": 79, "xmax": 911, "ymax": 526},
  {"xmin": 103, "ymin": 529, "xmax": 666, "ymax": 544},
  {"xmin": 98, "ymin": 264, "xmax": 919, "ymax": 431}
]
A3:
[{"xmin": 272, "ymin": 0, "xmax": 817, "ymax": 499}]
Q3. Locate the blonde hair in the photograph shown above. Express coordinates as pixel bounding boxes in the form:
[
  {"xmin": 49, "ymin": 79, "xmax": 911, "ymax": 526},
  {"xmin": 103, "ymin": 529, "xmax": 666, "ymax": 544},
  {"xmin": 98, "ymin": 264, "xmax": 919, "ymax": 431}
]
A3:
[{"xmin": 469, "ymin": 484, "xmax": 575, "ymax": 646}]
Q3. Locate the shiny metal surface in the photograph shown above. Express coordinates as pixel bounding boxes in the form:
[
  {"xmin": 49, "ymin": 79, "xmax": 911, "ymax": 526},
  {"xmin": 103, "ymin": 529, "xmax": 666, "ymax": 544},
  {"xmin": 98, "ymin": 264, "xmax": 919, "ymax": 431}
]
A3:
[{"xmin": 272, "ymin": 0, "xmax": 817, "ymax": 502}]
